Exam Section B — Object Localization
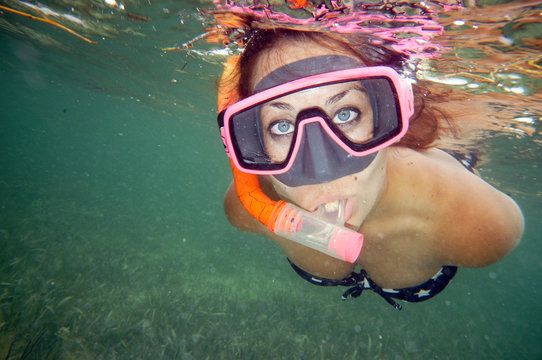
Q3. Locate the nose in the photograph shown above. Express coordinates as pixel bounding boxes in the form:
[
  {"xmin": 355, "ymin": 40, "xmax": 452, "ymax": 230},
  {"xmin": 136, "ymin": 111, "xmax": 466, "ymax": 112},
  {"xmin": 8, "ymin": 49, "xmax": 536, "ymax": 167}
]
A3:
[
  {"xmin": 273, "ymin": 111, "xmax": 377, "ymax": 187},
  {"xmin": 298, "ymin": 121, "xmax": 346, "ymax": 180}
]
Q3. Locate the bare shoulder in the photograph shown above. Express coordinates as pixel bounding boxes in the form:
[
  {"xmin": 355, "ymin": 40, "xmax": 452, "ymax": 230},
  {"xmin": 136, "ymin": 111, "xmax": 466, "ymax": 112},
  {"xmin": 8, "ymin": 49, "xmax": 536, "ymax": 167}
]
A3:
[
  {"xmin": 388, "ymin": 147, "xmax": 524, "ymax": 268},
  {"xmin": 388, "ymin": 147, "xmax": 472, "ymax": 173},
  {"xmin": 224, "ymin": 182, "xmax": 264, "ymax": 234}
]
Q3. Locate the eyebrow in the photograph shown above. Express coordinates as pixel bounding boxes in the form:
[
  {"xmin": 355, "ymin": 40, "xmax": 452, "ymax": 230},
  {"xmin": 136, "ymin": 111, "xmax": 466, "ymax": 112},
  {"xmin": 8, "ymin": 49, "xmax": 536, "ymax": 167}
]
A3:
[
  {"xmin": 266, "ymin": 101, "xmax": 294, "ymax": 111},
  {"xmin": 325, "ymin": 85, "xmax": 367, "ymax": 106}
]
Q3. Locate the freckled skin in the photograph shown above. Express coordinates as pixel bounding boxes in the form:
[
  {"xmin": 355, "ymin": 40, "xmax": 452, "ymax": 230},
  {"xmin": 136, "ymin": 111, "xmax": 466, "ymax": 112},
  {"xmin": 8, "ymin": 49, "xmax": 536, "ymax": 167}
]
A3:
[{"xmin": 224, "ymin": 39, "xmax": 524, "ymax": 288}]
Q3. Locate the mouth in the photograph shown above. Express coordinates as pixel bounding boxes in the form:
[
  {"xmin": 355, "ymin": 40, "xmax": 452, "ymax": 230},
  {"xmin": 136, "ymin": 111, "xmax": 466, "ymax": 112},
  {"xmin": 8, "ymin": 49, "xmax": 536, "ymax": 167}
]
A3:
[{"xmin": 313, "ymin": 198, "xmax": 354, "ymax": 225}]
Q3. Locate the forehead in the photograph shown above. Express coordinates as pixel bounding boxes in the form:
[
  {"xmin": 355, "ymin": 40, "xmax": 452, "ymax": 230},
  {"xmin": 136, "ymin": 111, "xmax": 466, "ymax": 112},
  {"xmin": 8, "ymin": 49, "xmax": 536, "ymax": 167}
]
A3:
[
  {"xmin": 262, "ymin": 81, "xmax": 368, "ymax": 109},
  {"xmin": 249, "ymin": 40, "xmax": 359, "ymax": 92}
]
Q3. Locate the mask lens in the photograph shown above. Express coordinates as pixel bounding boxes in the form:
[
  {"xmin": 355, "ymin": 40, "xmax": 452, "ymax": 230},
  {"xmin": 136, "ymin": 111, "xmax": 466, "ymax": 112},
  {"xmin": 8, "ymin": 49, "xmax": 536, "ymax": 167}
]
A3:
[{"xmin": 228, "ymin": 75, "xmax": 403, "ymax": 171}]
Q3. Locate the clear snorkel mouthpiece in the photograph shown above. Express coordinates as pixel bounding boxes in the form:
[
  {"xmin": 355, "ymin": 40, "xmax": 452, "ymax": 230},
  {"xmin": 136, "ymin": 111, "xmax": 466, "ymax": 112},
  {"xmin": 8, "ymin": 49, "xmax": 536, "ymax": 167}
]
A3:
[
  {"xmin": 314, "ymin": 199, "xmax": 347, "ymax": 225},
  {"xmin": 271, "ymin": 201, "xmax": 363, "ymax": 263}
]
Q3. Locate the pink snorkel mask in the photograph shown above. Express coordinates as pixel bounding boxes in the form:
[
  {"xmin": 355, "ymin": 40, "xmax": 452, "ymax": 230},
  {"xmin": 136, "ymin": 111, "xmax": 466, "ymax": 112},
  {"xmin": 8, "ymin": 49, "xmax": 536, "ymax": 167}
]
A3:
[{"xmin": 218, "ymin": 55, "xmax": 414, "ymax": 187}]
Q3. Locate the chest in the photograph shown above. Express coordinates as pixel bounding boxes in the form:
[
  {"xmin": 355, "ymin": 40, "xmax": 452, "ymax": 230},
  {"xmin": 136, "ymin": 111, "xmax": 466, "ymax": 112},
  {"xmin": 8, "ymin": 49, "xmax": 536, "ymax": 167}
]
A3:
[{"xmin": 356, "ymin": 216, "xmax": 443, "ymax": 288}]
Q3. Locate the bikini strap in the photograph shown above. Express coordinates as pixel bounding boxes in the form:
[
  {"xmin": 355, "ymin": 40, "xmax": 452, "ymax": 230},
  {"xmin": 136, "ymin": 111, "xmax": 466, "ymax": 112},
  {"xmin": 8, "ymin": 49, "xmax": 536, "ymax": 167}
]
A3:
[
  {"xmin": 444, "ymin": 149, "xmax": 479, "ymax": 174},
  {"xmin": 287, "ymin": 259, "xmax": 403, "ymax": 310}
]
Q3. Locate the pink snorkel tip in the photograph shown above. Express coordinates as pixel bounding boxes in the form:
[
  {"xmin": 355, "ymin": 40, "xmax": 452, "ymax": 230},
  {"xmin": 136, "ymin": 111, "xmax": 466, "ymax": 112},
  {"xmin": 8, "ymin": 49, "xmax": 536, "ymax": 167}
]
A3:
[
  {"xmin": 271, "ymin": 202, "xmax": 363, "ymax": 263},
  {"xmin": 329, "ymin": 229, "xmax": 364, "ymax": 263}
]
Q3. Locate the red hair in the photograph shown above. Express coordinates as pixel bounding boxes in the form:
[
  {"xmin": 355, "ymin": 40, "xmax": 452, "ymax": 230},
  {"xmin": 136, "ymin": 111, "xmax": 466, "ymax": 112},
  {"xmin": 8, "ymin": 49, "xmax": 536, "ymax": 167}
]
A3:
[{"xmin": 221, "ymin": 27, "xmax": 454, "ymax": 150}]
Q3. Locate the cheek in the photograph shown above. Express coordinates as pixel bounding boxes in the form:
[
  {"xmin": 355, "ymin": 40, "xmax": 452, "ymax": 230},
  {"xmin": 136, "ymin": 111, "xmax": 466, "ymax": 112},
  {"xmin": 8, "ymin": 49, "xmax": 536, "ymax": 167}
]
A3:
[
  {"xmin": 263, "ymin": 135, "xmax": 291, "ymax": 163},
  {"xmin": 359, "ymin": 107, "xmax": 374, "ymax": 139},
  {"xmin": 268, "ymin": 177, "xmax": 316, "ymax": 206},
  {"xmin": 354, "ymin": 119, "xmax": 374, "ymax": 142},
  {"xmin": 269, "ymin": 176, "xmax": 346, "ymax": 205},
  {"xmin": 269, "ymin": 177, "xmax": 295, "ymax": 199}
]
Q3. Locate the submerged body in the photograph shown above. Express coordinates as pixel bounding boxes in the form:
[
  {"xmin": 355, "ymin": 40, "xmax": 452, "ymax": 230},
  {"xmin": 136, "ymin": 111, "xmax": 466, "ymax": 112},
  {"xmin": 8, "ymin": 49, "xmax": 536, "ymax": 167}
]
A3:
[
  {"xmin": 220, "ymin": 30, "xmax": 523, "ymax": 297},
  {"xmin": 226, "ymin": 146, "xmax": 522, "ymax": 289}
]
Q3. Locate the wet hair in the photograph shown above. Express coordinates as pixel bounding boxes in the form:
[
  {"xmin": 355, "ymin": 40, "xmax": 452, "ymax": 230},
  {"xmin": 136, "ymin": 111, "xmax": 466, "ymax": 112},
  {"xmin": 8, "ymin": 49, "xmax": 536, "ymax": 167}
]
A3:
[{"xmin": 226, "ymin": 28, "xmax": 452, "ymax": 150}]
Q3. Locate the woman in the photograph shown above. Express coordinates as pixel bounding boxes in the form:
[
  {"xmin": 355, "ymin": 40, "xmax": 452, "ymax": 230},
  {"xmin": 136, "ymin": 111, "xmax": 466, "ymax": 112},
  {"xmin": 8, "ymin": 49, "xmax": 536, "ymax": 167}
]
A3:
[{"xmin": 217, "ymin": 28, "xmax": 524, "ymax": 309}]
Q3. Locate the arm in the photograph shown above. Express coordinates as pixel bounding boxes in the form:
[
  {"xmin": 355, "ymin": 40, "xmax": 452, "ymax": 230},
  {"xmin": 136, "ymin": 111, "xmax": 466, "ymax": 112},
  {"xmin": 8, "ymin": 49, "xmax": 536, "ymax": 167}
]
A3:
[
  {"xmin": 224, "ymin": 182, "xmax": 356, "ymax": 279},
  {"xmin": 435, "ymin": 168, "xmax": 524, "ymax": 268}
]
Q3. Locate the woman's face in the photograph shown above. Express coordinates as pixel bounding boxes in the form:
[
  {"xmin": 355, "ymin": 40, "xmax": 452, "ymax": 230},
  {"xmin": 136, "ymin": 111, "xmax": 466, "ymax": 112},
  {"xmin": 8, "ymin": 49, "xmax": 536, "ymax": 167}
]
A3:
[{"xmin": 250, "ymin": 40, "xmax": 389, "ymax": 228}]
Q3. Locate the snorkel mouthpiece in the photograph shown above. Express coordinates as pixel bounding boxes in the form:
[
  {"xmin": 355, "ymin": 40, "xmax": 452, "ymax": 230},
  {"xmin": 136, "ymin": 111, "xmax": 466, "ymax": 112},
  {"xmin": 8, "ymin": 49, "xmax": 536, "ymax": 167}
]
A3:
[{"xmin": 271, "ymin": 202, "xmax": 363, "ymax": 263}]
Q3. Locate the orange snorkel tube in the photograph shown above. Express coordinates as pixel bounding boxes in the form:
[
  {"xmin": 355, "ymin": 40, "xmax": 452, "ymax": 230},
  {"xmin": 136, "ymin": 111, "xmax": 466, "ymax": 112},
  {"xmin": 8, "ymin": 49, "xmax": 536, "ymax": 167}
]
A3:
[{"xmin": 218, "ymin": 56, "xmax": 363, "ymax": 263}]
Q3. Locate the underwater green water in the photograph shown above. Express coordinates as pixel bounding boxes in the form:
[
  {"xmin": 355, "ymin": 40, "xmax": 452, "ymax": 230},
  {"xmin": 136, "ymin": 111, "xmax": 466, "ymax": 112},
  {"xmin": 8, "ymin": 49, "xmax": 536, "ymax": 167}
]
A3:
[{"xmin": 1, "ymin": 1, "xmax": 541, "ymax": 359}]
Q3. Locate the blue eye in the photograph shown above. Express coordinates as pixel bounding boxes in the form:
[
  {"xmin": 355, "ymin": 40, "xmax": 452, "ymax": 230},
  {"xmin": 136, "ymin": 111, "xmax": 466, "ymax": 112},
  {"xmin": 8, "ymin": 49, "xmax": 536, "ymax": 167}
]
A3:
[
  {"xmin": 333, "ymin": 108, "xmax": 360, "ymax": 124},
  {"xmin": 270, "ymin": 120, "xmax": 294, "ymax": 135}
]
